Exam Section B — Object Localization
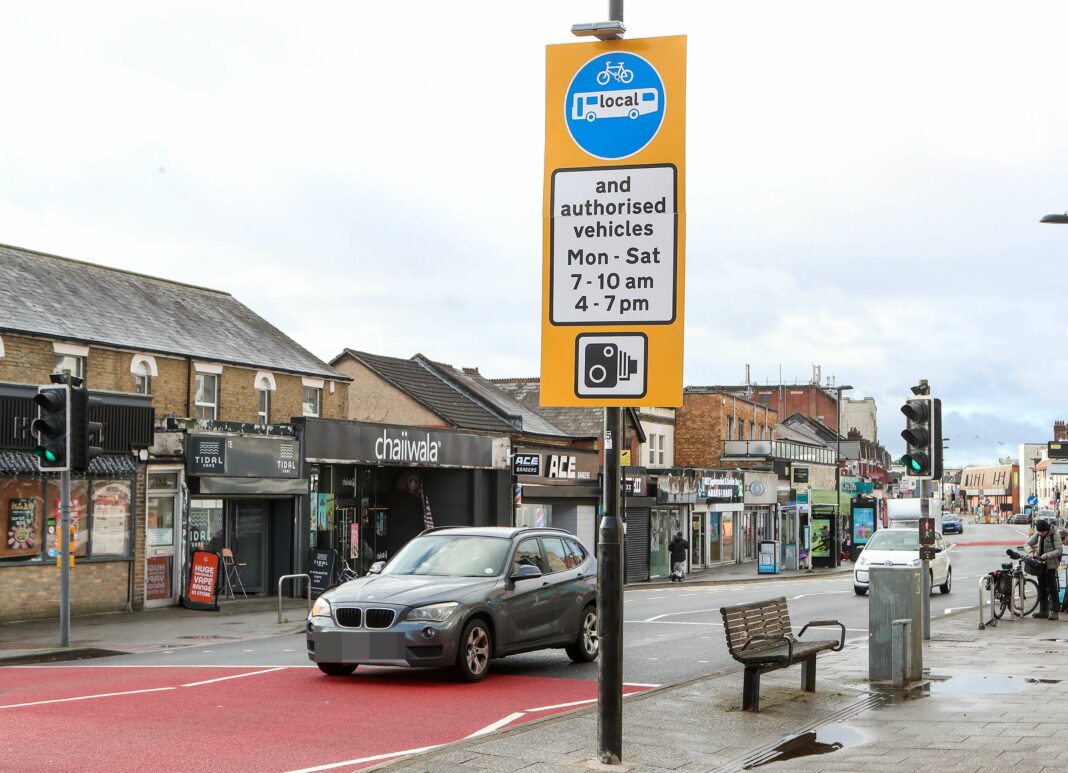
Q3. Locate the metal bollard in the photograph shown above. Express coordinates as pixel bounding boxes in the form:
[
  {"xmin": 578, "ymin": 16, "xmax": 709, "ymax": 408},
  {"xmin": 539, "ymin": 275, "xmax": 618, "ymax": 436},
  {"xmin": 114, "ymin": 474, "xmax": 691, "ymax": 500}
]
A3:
[
  {"xmin": 277, "ymin": 573, "xmax": 312, "ymax": 623},
  {"xmin": 978, "ymin": 576, "xmax": 988, "ymax": 629},
  {"xmin": 891, "ymin": 619, "xmax": 912, "ymax": 687}
]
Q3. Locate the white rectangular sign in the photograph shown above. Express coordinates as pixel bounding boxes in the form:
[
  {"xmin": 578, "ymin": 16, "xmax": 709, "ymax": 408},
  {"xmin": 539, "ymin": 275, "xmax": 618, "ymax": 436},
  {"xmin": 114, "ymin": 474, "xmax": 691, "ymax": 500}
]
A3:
[{"xmin": 550, "ymin": 164, "xmax": 677, "ymax": 325}]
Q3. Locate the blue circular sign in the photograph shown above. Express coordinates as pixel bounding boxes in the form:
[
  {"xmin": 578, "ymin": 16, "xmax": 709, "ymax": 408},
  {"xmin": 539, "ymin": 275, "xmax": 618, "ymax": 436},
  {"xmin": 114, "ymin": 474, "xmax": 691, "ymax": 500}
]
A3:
[{"xmin": 564, "ymin": 52, "xmax": 666, "ymax": 160}]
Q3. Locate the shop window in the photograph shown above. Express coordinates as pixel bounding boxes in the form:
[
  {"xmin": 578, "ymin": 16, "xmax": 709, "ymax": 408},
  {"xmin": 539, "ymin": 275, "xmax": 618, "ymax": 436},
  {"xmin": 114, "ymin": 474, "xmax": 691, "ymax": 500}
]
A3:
[
  {"xmin": 90, "ymin": 481, "xmax": 131, "ymax": 556},
  {"xmin": 53, "ymin": 353, "xmax": 85, "ymax": 382},
  {"xmin": 1, "ymin": 480, "xmax": 45, "ymax": 560},
  {"xmin": 302, "ymin": 386, "xmax": 321, "ymax": 417},
  {"xmin": 46, "ymin": 479, "xmax": 89, "ymax": 558},
  {"xmin": 195, "ymin": 373, "xmax": 218, "ymax": 421},
  {"xmin": 189, "ymin": 499, "xmax": 224, "ymax": 552}
]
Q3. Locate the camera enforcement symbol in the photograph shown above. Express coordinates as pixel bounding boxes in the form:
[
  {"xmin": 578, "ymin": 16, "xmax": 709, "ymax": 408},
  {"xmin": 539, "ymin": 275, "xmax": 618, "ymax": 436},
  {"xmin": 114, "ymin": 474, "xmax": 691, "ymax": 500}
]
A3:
[{"xmin": 574, "ymin": 333, "xmax": 648, "ymax": 399}]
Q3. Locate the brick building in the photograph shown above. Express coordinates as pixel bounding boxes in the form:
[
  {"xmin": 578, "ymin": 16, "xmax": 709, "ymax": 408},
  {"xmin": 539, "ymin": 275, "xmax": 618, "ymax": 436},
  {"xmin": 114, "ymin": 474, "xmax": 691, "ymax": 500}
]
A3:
[
  {"xmin": 674, "ymin": 388, "xmax": 778, "ymax": 468},
  {"xmin": 0, "ymin": 244, "xmax": 348, "ymax": 619},
  {"xmin": 716, "ymin": 383, "xmax": 842, "ymax": 433}
]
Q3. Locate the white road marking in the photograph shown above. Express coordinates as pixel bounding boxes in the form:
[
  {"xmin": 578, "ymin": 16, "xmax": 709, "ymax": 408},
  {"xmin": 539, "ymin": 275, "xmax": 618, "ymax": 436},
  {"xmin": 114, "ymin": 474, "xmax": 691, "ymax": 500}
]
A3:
[
  {"xmin": 466, "ymin": 711, "xmax": 526, "ymax": 738},
  {"xmin": 623, "ymin": 682, "xmax": 660, "ymax": 687},
  {"xmin": 0, "ymin": 686, "xmax": 174, "ymax": 710},
  {"xmin": 642, "ymin": 607, "xmax": 722, "ymax": 622},
  {"xmin": 943, "ymin": 606, "xmax": 977, "ymax": 615},
  {"xmin": 789, "ymin": 590, "xmax": 852, "ymax": 600},
  {"xmin": 181, "ymin": 667, "xmax": 286, "ymax": 687},
  {"xmin": 282, "ymin": 745, "xmax": 444, "ymax": 773},
  {"xmin": 525, "ymin": 698, "xmax": 597, "ymax": 712}
]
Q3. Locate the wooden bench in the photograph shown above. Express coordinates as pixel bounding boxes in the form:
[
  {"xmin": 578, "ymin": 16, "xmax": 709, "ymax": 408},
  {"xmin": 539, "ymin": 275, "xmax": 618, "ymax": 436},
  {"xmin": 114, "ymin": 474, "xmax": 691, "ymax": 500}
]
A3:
[{"xmin": 719, "ymin": 597, "xmax": 845, "ymax": 712}]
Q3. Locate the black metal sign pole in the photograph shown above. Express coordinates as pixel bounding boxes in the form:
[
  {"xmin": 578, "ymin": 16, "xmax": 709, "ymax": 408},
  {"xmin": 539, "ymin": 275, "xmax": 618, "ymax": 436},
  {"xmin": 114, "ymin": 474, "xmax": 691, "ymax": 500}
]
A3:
[{"xmin": 598, "ymin": 406, "xmax": 624, "ymax": 764}]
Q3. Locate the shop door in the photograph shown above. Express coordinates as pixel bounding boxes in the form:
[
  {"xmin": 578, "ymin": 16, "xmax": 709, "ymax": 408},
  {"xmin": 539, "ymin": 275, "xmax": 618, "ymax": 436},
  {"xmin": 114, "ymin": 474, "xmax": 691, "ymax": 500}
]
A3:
[
  {"xmin": 232, "ymin": 503, "xmax": 267, "ymax": 593},
  {"xmin": 721, "ymin": 512, "xmax": 734, "ymax": 563},
  {"xmin": 740, "ymin": 511, "xmax": 756, "ymax": 562},
  {"xmin": 649, "ymin": 510, "xmax": 670, "ymax": 578},
  {"xmin": 690, "ymin": 512, "xmax": 704, "ymax": 570},
  {"xmin": 145, "ymin": 472, "xmax": 181, "ymax": 608},
  {"xmin": 708, "ymin": 512, "xmax": 721, "ymax": 562}
]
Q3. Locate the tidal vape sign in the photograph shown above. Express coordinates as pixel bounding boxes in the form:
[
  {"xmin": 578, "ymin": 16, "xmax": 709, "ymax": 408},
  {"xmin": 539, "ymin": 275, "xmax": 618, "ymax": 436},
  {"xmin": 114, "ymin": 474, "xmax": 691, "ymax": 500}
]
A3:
[{"xmin": 187, "ymin": 434, "xmax": 300, "ymax": 478}]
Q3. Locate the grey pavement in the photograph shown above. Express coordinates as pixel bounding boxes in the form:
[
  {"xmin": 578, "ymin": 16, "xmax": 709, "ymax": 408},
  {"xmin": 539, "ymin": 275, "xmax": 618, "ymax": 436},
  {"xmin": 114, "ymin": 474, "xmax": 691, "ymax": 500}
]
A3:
[
  {"xmin": 628, "ymin": 563, "xmax": 852, "ymax": 589},
  {"xmin": 0, "ymin": 596, "xmax": 309, "ymax": 664},
  {"xmin": 369, "ymin": 609, "xmax": 1068, "ymax": 773}
]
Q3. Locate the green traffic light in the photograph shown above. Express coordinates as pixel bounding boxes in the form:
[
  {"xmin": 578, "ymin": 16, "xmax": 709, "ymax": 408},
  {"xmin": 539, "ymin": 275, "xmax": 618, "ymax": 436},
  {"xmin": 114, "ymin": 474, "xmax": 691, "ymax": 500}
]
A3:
[
  {"xmin": 909, "ymin": 458, "xmax": 922, "ymax": 472},
  {"xmin": 34, "ymin": 446, "xmax": 58, "ymax": 463}
]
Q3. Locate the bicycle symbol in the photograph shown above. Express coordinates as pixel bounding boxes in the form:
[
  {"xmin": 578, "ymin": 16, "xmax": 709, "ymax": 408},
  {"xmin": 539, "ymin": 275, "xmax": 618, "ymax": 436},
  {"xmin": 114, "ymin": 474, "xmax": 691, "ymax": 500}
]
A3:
[{"xmin": 596, "ymin": 61, "xmax": 634, "ymax": 85}]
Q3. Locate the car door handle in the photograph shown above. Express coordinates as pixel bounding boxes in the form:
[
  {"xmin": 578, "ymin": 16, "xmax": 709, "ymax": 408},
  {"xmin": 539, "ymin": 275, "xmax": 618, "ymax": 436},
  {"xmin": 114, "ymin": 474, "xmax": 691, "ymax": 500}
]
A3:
[
  {"xmin": 541, "ymin": 581, "xmax": 549, "ymax": 587},
  {"xmin": 576, "ymin": 573, "xmax": 585, "ymax": 580}
]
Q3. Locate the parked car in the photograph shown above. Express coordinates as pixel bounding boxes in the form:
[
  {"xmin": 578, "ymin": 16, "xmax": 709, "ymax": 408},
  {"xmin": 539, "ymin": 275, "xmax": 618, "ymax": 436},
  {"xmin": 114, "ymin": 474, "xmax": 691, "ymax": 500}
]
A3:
[
  {"xmin": 941, "ymin": 512, "xmax": 964, "ymax": 534},
  {"xmin": 853, "ymin": 528, "xmax": 951, "ymax": 596},
  {"xmin": 1008, "ymin": 512, "xmax": 1032, "ymax": 525},
  {"xmin": 307, "ymin": 526, "xmax": 598, "ymax": 682}
]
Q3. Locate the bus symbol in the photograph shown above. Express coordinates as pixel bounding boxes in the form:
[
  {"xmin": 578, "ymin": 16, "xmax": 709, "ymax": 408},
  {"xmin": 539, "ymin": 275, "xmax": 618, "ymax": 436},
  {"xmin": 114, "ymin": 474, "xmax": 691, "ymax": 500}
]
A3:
[{"xmin": 572, "ymin": 88, "xmax": 659, "ymax": 123}]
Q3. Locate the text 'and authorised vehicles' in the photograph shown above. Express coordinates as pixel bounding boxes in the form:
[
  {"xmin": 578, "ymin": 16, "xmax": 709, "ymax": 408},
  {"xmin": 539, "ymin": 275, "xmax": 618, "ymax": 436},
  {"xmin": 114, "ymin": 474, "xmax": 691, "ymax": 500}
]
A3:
[
  {"xmin": 307, "ymin": 527, "xmax": 599, "ymax": 682},
  {"xmin": 853, "ymin": 528, "xmax": 952, "ymax": 596}
]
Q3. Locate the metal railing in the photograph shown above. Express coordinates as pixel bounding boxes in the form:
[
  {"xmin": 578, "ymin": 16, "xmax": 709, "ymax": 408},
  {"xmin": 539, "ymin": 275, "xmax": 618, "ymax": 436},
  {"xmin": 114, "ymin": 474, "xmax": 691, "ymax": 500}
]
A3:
[{"xmin": 277, "ymin": 573, "xmax": 312, "ymax": 624}]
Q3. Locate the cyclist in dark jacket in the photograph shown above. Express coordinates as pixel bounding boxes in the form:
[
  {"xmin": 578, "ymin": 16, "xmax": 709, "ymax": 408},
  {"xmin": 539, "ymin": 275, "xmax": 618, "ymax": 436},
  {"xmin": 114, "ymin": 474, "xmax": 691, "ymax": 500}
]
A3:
[
  {"xmin": 1027, "ymin": 519, "xmax": 1063, "ymax": 620},
  {"xmin": 669, "ymin": 531, "xmax": 689, "ymax": 583}
]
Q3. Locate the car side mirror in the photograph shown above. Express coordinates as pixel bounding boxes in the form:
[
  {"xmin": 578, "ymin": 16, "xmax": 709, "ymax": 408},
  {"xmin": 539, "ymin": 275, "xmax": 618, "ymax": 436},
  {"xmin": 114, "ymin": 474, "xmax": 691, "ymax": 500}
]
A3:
[
  {"xmin": 509, "ymin": 564, "xmax": 542, "ymax": 581},
  {"xmin": 368, "ymin": 561, "xmax": 385, "ymax": 575}
]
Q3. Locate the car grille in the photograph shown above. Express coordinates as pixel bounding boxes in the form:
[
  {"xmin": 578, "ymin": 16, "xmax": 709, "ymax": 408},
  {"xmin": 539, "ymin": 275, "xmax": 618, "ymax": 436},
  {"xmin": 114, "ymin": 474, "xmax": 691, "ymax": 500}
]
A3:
[
  {"xmin": 365, "ymin": 609, "xmax": 396, "ymax": 629},
  {"xmin": 335, "ymin": 607, "xmax": 362, "ymax": 628}
]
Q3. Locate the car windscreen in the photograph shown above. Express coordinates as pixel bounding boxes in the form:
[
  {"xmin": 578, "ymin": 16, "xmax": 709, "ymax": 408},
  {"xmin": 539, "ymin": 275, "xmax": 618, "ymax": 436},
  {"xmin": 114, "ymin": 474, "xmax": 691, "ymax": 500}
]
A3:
[
  {"xmin": 382, "ymin": 535, "xmax": 511, "ymax": 577},
  {"xmin": 863, "ymin": 531, "xmax": 920, "ymax": 551},
  {"xmin": 941, "ymin": 513, "xmax": 957, "ymax": 520}
]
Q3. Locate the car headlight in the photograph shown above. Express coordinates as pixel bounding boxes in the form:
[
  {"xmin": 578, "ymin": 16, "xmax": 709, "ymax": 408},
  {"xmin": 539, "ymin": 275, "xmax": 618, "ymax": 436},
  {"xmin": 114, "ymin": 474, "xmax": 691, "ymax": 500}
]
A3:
[
  {"xmin": 310, "ymin": 596, "xmax": 332, "ymax": 619},
  {"xmin": 406, "ymin": 602, "xmax": 459, "ymax": 623}
]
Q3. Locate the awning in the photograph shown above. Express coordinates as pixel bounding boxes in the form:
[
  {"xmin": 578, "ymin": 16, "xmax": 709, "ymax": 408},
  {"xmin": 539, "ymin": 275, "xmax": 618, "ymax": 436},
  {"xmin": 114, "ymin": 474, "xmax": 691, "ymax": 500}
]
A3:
[
  {"xmin": 199, "ymin": 477, "xmax": 309, "ymax": 496},
  {"xmin": 0, "ymin": 451, "xmax": 138, "ymax": 477}
]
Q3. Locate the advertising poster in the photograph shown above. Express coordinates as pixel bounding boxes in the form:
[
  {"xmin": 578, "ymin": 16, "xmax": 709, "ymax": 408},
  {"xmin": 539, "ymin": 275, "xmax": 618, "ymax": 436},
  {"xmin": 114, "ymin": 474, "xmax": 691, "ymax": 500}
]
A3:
[
  {"xmin": 7, "ymin": 498, "xmax": 38, "ymax": 553},
  {"xmin": 92, "ymin": 482, "xmax": 130, "ymax": 555},
  {"xmin": 853, "ymin": 507, "xmax": 875, "ymax": 546},
  {"xmin": 349, "ymin": 521, "xmax": 359, "ymax": 560},
  {"xmin": 146, "ymin": 556, "xmax": 171, "ymax": 601},
  {"xmin": 811, "ymin": 516, "xmax": 832, "ymax": 559},
  {"xmin": 183, "ymin": 550, "xmax": 220, "ymax": 610}
]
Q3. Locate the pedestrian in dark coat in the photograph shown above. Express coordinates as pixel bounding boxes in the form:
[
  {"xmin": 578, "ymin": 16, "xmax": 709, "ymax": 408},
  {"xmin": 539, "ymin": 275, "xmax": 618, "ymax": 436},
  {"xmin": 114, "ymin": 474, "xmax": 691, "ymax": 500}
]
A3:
[
  {"xmin": 1028, "ymin": 519, "xmax": 1063, "ymax": 620},
  {"xmin": 669, "ymin": 531, "xmax": 689, "ymax": 582}
]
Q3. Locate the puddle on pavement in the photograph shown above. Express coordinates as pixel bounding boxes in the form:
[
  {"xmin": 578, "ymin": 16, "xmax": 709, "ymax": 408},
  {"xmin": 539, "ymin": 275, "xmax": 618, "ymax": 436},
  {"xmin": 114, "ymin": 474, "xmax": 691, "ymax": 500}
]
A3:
[
  {"xmin": 743, "ymin": 724, "xmax": 865, "ymax": 769},
  {"xmin": 872, "ymin": 672, "xmax": 1060, "ymax": 701}
]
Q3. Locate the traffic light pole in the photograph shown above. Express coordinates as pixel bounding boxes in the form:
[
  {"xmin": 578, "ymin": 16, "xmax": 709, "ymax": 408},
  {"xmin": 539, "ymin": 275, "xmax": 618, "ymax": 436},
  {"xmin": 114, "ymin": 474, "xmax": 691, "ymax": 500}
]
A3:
[
  {"xmin": 59, "ymin": 468, "xmax": 71, "ymax": 647},
  {"xmin": 598, "ymin": 406, "xmax": 624, "ymax": 765}
]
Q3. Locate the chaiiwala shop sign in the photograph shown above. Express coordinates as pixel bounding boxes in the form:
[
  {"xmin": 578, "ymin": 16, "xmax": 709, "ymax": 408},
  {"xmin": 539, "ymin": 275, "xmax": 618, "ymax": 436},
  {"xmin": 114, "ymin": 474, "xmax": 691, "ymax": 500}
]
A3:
[{"xmin": 302, "ymin": 419, "xmax": 506, "ymax": 469}]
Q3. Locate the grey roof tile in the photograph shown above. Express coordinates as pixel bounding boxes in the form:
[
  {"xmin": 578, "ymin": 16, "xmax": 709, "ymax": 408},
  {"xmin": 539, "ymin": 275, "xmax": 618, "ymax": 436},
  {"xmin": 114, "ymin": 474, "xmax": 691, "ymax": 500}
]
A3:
[
  {"xmin": 0, "ymin": 244, "xmax": 344, "ymax": 380},
  {"xmin": 493, "ymin": 380, "xmax": 606, "ymax": 437},
  {"xmin": 336, "ymin": 350, "xmax": 515, "ymax": 434}
]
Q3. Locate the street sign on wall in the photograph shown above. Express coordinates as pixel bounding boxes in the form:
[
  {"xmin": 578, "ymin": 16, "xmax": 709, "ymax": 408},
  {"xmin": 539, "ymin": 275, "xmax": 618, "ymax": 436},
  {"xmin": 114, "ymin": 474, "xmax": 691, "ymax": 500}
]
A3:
[{"xmin": 542, "ymin": 36, "xmax": 687, "ymax": 407}]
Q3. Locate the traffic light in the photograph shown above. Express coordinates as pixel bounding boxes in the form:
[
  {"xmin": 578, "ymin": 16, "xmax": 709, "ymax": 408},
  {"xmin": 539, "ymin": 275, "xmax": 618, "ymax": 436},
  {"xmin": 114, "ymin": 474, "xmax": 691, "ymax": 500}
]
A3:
[
  {"xmin": 69, "ymin": 388, "xmax": 102, "ymax": 472},
  {"xmin": 32, "ymin": 384, "xmax": 70, "ymax": 471},
  {"xmin": 900, "ymin": 394, "xmax": 942, "ymax": 480}
]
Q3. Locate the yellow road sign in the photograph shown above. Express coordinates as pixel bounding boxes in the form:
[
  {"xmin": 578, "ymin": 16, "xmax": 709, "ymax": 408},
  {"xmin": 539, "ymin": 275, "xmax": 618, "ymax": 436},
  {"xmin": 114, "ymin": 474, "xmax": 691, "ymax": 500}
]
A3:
[{"xmin": 541, "ymin": 35, "xmax": 686, "ymax": 407}]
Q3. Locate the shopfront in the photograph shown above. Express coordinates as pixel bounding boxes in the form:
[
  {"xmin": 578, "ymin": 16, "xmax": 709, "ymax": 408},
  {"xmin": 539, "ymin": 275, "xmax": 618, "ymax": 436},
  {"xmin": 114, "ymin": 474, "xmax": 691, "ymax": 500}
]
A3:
[
  {"xmin": 0, "ymin": 457, "xmax": 139, "ymax": 622},
  {"xmin": 183, "ymin": 432, "xmax": 307, "ymax": 598},
  {"xmin": 694, "ymin": 471, "xmax": 743, "ymax": 567},
  {"xmin": 299, "ymin": 418, "xmax": 511, "ymax": 576},
  {"xmin": 513, "ymin": 445, "xmax": 600, "ymax": 549},
  {"xmin": 742, "ymin": 471, "xmax": 778, "ymax": 564}
]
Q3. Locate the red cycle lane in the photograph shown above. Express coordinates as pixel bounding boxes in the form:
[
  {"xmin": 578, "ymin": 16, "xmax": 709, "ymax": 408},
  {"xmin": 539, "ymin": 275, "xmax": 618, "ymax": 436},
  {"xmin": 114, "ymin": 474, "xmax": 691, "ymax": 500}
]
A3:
[{"xmin": 2, "ymin": 666, "xmax": 645, "ymax": 772}]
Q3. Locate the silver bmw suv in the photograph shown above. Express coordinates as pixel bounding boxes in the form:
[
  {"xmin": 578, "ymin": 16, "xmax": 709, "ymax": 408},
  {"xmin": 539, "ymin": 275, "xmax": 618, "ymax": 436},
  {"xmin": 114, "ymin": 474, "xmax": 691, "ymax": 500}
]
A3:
[{"xmin": 307, "ymin": 526, "xmax": 599, "ymax": 681}]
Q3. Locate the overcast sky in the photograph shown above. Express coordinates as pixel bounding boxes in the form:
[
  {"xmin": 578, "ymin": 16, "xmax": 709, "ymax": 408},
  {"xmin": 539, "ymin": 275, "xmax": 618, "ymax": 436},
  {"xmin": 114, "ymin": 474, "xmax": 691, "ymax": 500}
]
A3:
[{"xmin": 2, "ymin": 1, "xmax": 1065, "ymax": 467}]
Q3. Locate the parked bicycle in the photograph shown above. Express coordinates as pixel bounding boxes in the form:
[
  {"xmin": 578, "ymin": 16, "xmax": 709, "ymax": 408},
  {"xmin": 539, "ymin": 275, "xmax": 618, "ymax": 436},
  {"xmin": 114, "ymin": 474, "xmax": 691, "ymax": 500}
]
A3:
[
  {"xmin": 335, "ymin": 557, "xmax": 359, "ymax": 586},
  {"xmin": 987, "ymin": 549, "xmax": 1040, "ymax": 619}
]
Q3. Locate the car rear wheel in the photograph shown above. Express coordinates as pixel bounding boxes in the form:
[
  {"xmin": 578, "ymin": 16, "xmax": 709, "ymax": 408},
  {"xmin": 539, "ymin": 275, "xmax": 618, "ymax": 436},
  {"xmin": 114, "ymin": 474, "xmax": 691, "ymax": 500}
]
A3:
[
  {"xmin": 455, "ymin": 619, "xmax": 492, "ymax": 682},
  {"xmin": 565, "ymin": 605, "xmax": 599, "ymax": 663},
  {"xmin": 854, "ymin": 586, "xmax": 868, "ymax": 596},
  {"xmin": 317, "ymin": 662, "xmax": 357, "ymax": 676}
]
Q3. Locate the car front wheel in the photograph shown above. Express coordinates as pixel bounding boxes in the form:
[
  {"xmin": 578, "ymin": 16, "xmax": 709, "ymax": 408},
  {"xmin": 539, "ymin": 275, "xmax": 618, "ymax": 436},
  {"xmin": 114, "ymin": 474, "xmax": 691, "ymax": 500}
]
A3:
[
  {"xmin": 566, "ymin": 605, "xmax": 599, "ymax": 663},
  {"xmin": 317, "ymin": 662, "xmax": 357, "ymax": 676},
  {"xmin": 455, "ymin": 618, "xmax": 492, "ymax": 682}
]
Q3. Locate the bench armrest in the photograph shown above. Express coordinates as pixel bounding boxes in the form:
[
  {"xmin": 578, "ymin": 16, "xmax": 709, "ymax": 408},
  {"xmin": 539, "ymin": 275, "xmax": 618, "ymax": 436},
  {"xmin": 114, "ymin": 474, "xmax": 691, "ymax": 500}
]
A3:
[
  {"xmin": 740, "ymin": 634, "xmax": 793, "ymax": 661},
  {"xmin": 797, "ymin": 620, "xmax": 845, "ymax": 651}
]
